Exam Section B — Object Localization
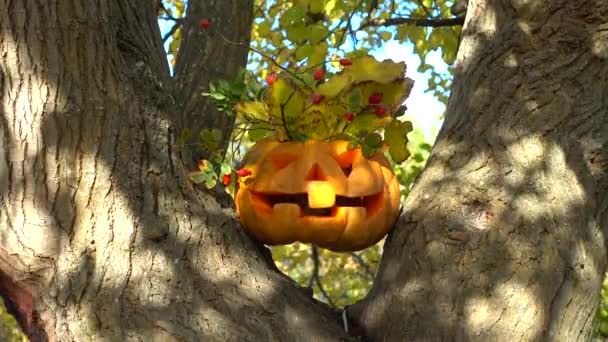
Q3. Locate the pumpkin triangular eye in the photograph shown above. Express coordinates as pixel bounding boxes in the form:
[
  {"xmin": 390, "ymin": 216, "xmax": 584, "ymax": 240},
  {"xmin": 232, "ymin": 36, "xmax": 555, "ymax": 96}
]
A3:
[{"xmin": 270, "ymin": 153, "xmax": 297, "ymax": 170}]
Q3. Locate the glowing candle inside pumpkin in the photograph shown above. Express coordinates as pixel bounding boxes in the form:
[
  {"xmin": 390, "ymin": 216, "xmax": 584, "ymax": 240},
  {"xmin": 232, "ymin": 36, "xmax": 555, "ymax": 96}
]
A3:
[{"xmin": 307, "ymin": 181, "xmax": 336, "ymax": 208}]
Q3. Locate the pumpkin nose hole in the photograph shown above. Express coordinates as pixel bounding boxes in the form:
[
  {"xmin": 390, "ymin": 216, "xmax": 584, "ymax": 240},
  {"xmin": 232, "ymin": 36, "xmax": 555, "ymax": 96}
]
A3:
[
  {"xmin": 305, "ymin": 163, "xmax": 328, "ymax": 181},
  {"xmin": 341, "ymin": 166, "xmax": 352, "ymax": 177}
]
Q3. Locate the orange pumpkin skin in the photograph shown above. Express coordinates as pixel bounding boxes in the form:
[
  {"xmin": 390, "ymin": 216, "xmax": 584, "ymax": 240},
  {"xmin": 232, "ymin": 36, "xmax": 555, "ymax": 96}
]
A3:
[{"xmin": 235, "ymin": 139, "xmax": 401, "ymax": 252}]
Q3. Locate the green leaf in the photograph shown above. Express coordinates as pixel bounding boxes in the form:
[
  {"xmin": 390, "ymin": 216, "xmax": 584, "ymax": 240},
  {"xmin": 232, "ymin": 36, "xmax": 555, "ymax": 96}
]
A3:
[
  {"xmin": 349, "ymin": 91, "xmax": 362, "ymax": 111},
  {"xmin": 345, "ymin": 113, "xmax": 391, "ymax": 137},
  {"xmin": 268, "ymin": 77, "xmax": 306, "ymax": 123},
  {"xmin": 309, "ymin": 24, "xmax": 328, "ymax": 43},
  {"xmin": 189, "ymin": 170, "xmax": 209, "ymax": 184},
  {"xmin": 257, "ymin": 21, "xmax": 272, "ymax": 37},
  {"xmin": 384, "ymin": 120, "xmax": 413, "ymax": 163},
  {"xmin": 280, "ymin": 7, "xmax": 306, "ymax": 27},
  {"xmin": 286, "ymin": 24, "xmax": 308, "ymax": 44},
  {"xmin": 309, "ymin": 0, "xmax": 325, "ymax": 13},
  {"xmin": 220, "ymin": 162, "xmax": 232, "ymax": 175},
  {"xmin": 308, "ymin": 42, "xmax": 328, "ymax": 68},
  {"xmin": 205, "ymin": 176, "xmax": 217, "ymax": 189},
  {"xmin": 296, "ymin": 45, "xmax": 315, "ymax": 60},
  {"xmin": 247, "ymin": 123, "xmax": 274, "ymax": 141}
]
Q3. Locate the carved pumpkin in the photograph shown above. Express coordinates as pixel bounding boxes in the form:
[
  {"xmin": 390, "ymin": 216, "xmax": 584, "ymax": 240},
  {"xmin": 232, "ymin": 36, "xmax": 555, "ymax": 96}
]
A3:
[{"xmin": 235, "ymin": 139, "xmax": 401, "ymax": 252}]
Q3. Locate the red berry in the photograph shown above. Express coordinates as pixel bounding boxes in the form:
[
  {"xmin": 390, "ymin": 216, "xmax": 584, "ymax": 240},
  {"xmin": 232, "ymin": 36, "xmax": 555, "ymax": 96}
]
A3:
[
  {"xmin": 368, "ymin": 92, "xmax": 383, "ymax": 104},
  {"xmin": 222, "ymin": 174, "xmax": 231, "ymax": 185},
  {"xmin": 313, "ymin": 69, "xmax": 325, "ymax": 80},
  {"xmin": 200, "ymin": 19, "xmax": 211, "ymax": 28},
  {"xmin": 375, "ymin": 106, "xmax": 387, "ymax": 117},
  {"xmin": 339, "ymin": 58, "xmax": 352, "ymax": 66},
  {"xmin": 266, "ymin": 72, "xmax": 278, "ymax": 85},
  {"xmin": 236, "ymin": 168, "xmax": 252, "ymax": 177},
  {"xmin": 344, "ymin": 112, "xmax": 355, "ymax": 121},
  {"xmin": 311, "ymin": 94, "xmax": 324, "ymax": 104}
]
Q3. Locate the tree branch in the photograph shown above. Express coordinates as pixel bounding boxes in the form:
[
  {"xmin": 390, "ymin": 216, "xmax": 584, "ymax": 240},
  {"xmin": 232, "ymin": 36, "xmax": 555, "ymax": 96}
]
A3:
[
  {"xmin": 350, "ymin": 252, "xmax": 375, "ymax": 279},
  {"xmin": 162, "ymin": 22, "xmax": 181, "ymax": 43},
  {"xmin": 310, "ymin": 246, "xmax": 336, "ymax": 308},
  {"xmin": 359, "ymin": 16, "xmax": 465, "ymax": 30}
]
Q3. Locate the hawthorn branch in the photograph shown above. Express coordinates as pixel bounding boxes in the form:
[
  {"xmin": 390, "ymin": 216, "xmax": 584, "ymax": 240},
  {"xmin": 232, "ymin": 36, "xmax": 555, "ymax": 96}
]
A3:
[
  {"xmin": 416, "ymin": 0, "xmax": 433, "ymax": 18},
  {"xmin": 359, "ymin": 16, "xmax": 464, "ymax": 30},
  {"xmin": 162, "ymin": 22, "xmax": 181, "ymax": 43},
  {"xmin": 336, "ymin": 0, "xmax": 366, "ymax": 50},
  {"xmin": 350, "ymin": 253, "xmax": 375, "ymax": 279},
  {"xmin": 310, "ymin": 246, "xmax": 336, "ymax": 308}
]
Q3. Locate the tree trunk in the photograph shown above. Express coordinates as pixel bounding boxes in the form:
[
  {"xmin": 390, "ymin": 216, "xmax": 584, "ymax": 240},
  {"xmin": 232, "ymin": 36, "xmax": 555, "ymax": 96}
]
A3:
[
  {"xmin": 0, "ymin": 1, "xmax": 349, "ymax": 341},
  {"xmin": 351, "ymin": 0, "xmax": 608, "ymax": 340},
  {"xmin": 172, "ymin": 0, "xmax": 252, "ymax": 165}
]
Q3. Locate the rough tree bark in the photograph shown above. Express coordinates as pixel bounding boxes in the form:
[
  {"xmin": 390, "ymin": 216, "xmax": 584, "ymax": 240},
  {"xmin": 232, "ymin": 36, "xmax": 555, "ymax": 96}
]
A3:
[
  {"xmin": 0, "ymin": 1, "xmax": 349, "ymax": 341},
  {"xmin": 172, "ymin": 0, "xmax": 252, "ymax": 165},
  {"xmin": 351, "ymin": 0, "xmax": 608, "ymax": 340}
]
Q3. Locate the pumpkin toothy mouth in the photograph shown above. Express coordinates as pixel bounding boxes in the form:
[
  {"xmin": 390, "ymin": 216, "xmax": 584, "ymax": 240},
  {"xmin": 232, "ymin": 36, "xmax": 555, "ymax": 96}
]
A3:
[{"xmin": 250, "ymin": 192, "xmax": 383, "ymax": 217}]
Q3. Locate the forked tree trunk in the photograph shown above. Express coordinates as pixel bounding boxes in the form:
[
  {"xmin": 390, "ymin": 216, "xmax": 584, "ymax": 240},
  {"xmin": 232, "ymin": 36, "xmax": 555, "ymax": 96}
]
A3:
[
  {"xmin": 0, "ymin": 1, "xmax": 349, "ymax": 341},
  {"xmin": 351, "ymin": 0, "xmax": 608, "ymax": 340}
]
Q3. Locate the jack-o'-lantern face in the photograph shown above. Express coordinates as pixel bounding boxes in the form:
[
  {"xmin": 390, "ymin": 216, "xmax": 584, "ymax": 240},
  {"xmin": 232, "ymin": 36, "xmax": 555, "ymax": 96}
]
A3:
[{"xmin": 235, "ymin": 139, "xmax": 401, "ymax": 252}]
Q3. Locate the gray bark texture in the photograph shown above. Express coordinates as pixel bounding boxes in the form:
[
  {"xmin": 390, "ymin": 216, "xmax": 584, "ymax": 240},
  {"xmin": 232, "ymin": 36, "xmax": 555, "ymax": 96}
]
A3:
[
  {"xmin": 0, "ymin": 1, "xmax": 349, "ymax": 341},
  {"xmin": 351, "ymin": 0, "xmax": 608, "ymax": 340}
]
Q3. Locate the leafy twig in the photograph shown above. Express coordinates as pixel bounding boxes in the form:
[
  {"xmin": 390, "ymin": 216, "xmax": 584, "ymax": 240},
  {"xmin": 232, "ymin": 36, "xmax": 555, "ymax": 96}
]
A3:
[{"xmin": 212, "ymin": 31, "xmax": 311, "ymax": 89}]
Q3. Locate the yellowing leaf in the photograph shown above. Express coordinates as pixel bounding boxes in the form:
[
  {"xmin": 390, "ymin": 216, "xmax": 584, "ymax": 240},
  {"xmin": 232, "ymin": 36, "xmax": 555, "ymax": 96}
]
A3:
[
  {"xmin": 310, "ymin": 0, "xmax": 325, "ymax": 13},
  {"xmin": 380, "ymin": 31, "xmax": 392, "ymax": 42},
  {"xmin": 308, "ymin": 42, "xmax": 328, "ymax": 67},
  {"xmin": 280, "ymin": 7, "xmax": 306, "ymax": 27},
  {"xmin": 316, "ymin": 73, "xmax": 352, "ymax": 98},
  {"xmin": 286, "ymin": 25, "xmax": 308, "ymax": 44},
  {"xmin": 348, "ymin": 55, "xmax": 407, "ymax": 84},
  {"xmin": 325, "ymin": 0, "xmax": 336, "ymax": 13},
  {"xmin": 309, "ymin": 24, "xmax": 328, "ymax": 43},
  {"xmin": 385, "ymin": 120, "xmax": 413, "ymax": 163},
  {"xmin": 257, "ymin": 21, "xmax": 272, "ymax": 37},
  {"xmin": 268, "ymin": 77, "xmax": 306, "ymax": 123},
  {"xmin": 296, "ymin": 45, "xmax": 314, "ymax": 60},
  {"xmin": 236, "ymin": 101, "xmax": 268, "ymax": 120},
  {"xmin": 357, "ymin": 78, "xmax": 414, "ymax": 110},
  {"xmin": 271, "ymin": 32, "xmax": 283, "ymax": 46},
  {"xmin": 345, "ymin": 113, "xmax": 391, "ymax": 136}
]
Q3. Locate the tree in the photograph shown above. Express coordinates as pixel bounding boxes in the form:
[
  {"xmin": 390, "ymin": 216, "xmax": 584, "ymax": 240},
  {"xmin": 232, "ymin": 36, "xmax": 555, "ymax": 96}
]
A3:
[{"xmin": 0, "ymin": 1, "xmax": 607, "ymax": 342}]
